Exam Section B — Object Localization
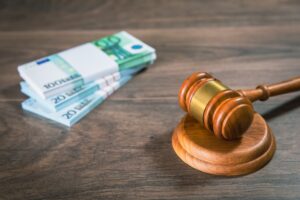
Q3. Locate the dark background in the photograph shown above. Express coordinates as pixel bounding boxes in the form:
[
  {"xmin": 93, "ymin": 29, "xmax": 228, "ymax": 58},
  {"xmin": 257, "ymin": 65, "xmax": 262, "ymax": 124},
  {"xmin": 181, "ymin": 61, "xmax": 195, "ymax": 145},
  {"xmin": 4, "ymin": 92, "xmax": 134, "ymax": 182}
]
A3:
[{"xmin": 0, "ymin": 0, "xmax": 300, "ymax": 199}]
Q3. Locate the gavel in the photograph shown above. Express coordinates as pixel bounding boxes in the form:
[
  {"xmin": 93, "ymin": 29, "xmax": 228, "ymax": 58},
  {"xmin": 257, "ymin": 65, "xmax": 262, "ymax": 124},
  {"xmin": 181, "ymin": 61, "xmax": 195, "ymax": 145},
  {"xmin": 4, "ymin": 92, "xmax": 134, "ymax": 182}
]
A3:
[{"xmin": 179, "ymin": 72, "xmax": 300, "ymax": 140}]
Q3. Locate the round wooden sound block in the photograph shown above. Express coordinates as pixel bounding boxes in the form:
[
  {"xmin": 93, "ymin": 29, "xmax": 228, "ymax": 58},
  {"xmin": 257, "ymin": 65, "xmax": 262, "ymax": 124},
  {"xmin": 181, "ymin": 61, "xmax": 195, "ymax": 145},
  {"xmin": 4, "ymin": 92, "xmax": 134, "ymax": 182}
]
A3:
[{"xmin": 172, "ymin": 113, "xmax": 276, "ymax": 176}]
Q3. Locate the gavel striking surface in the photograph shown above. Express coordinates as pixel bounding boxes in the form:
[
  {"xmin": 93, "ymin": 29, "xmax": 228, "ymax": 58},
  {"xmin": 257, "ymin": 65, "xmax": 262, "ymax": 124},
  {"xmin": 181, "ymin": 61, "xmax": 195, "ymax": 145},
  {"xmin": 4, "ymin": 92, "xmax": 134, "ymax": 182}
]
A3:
[{"xmin": 172, "ymin": 113, "xmax": 276, "ymax": 176}]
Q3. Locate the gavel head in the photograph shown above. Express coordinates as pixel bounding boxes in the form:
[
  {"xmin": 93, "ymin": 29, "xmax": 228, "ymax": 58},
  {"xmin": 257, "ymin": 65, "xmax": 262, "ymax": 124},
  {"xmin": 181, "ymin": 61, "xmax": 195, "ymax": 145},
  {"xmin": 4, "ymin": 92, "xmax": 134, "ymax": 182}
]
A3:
[{"xmin": 179, "ymin": 72, "xmax": 255, "ymax": 140}]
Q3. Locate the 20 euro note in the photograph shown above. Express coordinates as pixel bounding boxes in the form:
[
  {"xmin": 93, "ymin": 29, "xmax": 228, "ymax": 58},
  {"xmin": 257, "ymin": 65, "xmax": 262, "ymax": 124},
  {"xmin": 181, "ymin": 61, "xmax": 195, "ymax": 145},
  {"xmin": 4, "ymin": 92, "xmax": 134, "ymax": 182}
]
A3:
[
  {"xmin": 20, "ymin": 63, "xmax": 150, "ymax": 112},
  {"xmin": 18, "ymin": 31, "xmax": 156, "ymax": 99},
  {"xmin": 22, "ymin": 76, "xmax": 132, "ymax": 127},
  {"xmin": 21, "ymin": 72, "xmax": 120, "ymax": 112}
]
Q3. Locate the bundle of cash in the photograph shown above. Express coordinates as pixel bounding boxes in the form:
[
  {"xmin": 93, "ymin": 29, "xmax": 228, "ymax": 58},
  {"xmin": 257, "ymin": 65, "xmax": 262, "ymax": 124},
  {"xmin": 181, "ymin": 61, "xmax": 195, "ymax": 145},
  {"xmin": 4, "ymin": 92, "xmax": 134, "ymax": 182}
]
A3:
[{"xmin": 18, "ymin": 31, "xmax": 156, "ymax": 126}]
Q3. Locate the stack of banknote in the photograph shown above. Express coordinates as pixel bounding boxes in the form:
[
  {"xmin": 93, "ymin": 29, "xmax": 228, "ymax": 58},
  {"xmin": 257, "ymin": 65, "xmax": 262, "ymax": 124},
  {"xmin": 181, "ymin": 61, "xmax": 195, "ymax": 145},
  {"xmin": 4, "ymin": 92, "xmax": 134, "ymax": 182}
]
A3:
[{"xmin": 18, "ymin": 31, "xmax": 156, "ymax": 127}]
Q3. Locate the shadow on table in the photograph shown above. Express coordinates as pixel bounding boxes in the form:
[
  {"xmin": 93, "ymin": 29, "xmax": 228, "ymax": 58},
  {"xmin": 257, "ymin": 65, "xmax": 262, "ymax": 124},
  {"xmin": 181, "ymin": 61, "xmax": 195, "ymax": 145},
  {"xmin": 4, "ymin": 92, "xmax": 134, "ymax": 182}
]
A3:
[
  {"xmin": 0, "ymin": 84, "xmax": 25, "ymax": 112},
  {"xmin": 143, "ymin": 95, "xmax": 300, "ymax": 188},
  {"xmin": 144, "ymin": 128, "xmax": 227, "ymax": 188},
  {"xmin": 263, "ymin": 95, "xmax": 300, "ymax": 121}
]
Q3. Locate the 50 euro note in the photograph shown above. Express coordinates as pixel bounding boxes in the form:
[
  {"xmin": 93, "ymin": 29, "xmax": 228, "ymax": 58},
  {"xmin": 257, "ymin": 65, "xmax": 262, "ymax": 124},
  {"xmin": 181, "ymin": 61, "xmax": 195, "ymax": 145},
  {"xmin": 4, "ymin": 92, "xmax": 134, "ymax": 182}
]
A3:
[
  {"xmin": 22, "ymin": 76, "xmax": 132, "ymax": 127},
  {"xmin": 20, "ymin": 63, "xmax": 149, "ymax": 112},
  {"xmin": 18, "ymin": 31, "xmax": 156, "ymax": 99}
]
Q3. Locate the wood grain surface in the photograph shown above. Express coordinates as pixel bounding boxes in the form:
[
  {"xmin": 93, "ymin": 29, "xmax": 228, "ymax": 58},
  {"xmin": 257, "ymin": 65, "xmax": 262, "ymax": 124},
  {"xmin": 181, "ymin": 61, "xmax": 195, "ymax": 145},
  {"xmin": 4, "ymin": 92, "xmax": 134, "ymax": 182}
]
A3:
[{"xmin": 0, "ymin": 0, "xmax": 300, "ymax": 199}]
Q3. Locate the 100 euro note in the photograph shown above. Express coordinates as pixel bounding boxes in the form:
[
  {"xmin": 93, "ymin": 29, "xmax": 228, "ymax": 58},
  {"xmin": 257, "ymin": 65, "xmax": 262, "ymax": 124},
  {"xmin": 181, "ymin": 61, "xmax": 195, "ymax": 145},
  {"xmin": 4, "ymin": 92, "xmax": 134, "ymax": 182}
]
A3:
[
  {"xmin": 22, "ymin": 76, "xmax": 132, "ymax": 127},
  {"xmin": 18, "ymin": 31, "xmax": 156, "ymax": 99}
]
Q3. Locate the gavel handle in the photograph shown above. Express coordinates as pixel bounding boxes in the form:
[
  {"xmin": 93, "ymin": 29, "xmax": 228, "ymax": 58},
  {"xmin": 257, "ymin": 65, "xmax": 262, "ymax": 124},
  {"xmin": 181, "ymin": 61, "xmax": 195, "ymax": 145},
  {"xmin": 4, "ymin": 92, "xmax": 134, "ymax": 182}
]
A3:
[{"xmin": 237, "ymin": 76, "xmax": 300, "ymax": 102}]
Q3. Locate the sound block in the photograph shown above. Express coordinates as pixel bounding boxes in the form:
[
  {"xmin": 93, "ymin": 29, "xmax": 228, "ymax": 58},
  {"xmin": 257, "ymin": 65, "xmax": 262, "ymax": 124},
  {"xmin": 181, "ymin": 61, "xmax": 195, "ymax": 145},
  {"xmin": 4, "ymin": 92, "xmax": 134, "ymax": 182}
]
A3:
[{"xmin": 172, "ymin": 113, "xmax": 276, "ymax": 176}]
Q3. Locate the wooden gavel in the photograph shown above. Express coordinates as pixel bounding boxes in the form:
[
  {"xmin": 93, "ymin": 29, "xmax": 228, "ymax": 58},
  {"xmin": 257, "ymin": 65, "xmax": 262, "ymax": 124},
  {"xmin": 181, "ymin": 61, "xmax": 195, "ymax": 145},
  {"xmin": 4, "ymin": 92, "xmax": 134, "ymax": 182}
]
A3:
[{"xmin": 179, "ymin": 72, "xmax": 300, "ymax": 140}]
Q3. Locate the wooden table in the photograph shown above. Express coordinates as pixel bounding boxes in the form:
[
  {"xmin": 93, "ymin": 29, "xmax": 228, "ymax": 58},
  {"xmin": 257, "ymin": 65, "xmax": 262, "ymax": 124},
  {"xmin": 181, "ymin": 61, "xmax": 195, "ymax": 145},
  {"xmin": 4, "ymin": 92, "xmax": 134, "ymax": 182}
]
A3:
[{"xmin": 1, "ymin": 1, "xmax": 300, "ymax": 199}]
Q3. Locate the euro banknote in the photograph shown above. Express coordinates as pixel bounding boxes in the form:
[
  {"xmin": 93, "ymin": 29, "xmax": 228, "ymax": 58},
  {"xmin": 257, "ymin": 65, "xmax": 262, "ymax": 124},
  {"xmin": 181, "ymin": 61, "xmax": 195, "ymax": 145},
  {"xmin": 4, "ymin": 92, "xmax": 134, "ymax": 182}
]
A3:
[
  {"xmin": 18, "ymin": 31, "xmax": 156, "ymax": 99},
  {"xmin": 22, "ymin": 76, "xmax": 132, "ymax": 127},
  {"xmin": 20, "ymin": 62, "xmax": 151, "ymax": 112},
  {"xmin": 21, "ymin": 73, "xmax": 120, "ymax": 112}
]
